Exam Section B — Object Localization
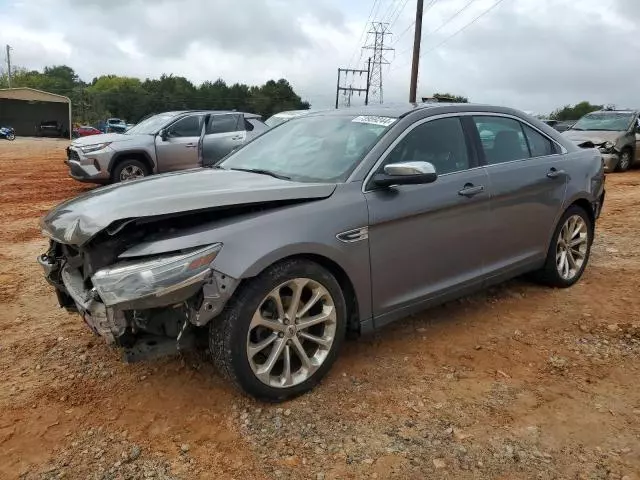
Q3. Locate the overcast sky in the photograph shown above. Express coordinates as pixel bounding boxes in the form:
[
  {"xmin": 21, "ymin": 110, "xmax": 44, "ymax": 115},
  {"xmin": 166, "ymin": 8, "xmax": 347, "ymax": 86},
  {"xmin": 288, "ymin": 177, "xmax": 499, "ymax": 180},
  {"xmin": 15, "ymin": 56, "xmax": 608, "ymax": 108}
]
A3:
[{"xmin": 1, "ymin": 0, "xmax": 638, "ymax": 114}]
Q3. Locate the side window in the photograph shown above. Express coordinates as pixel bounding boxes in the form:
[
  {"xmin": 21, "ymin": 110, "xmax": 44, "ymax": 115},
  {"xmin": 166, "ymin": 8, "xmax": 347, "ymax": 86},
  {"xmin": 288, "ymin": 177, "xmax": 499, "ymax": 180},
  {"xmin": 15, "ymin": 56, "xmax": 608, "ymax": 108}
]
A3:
[
  {"xmin": 522, "ymin": 124, "xmax": 556, "ymax": 157},
  {"xmin": 208, "ymin": 114, "xmax": 241, "ymax": 134},
  {"xmin": 473, "ymin": 116, "xmax": 528, "ymax": 165},
  {"xmin": 383, "ymin": 117, "xmax": 470, "ymax": 175},
  {"xmin": 167, "ymin": 115, "xmax": 202, "ymax": 137}
]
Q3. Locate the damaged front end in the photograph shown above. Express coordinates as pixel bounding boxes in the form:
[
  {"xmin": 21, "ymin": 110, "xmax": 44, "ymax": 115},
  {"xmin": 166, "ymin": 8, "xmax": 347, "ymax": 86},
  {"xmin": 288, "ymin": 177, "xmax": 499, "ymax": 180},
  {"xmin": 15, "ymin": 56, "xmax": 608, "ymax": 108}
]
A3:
[
  {"xmin": 38, "ymin": 233, "xmax": 238, "ymax": 362},
  {"xmin": 576, "ymin": 140, "xmax": 619, "ymax": 172}
]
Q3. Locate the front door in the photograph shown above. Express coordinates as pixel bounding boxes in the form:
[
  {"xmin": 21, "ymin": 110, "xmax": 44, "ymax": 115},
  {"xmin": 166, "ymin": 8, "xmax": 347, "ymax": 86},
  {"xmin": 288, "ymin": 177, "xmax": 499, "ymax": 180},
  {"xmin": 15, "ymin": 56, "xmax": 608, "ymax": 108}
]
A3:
[
  {"xmin": 202, "ymin": 114, "xmax": 246, "ymax": 166},
  {"xmin": 470, "ymin": 115, "xmax": 568, "ymax": 276},
  {"xmin": 155, "ymin": 114, "xmax": 203, "ymax": 172},
  {"xmin": 365, "ymin": 116, "xmax": 492, "ymax": 324}
]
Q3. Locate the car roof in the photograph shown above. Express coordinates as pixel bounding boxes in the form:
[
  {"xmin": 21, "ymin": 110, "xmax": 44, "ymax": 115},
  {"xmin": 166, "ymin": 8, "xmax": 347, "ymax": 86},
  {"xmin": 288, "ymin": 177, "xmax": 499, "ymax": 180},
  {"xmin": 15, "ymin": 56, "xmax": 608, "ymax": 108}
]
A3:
[
  {"xmin": 589, "ymin": 109, "xmax": 638, "ymax": 114},
  {"xmin": 303, "ymin": 103, "xmax": 536, "ymax": 119},
  {"xmin": 161, "ymin": 110, "xmax": 260, "ymax": 118}
]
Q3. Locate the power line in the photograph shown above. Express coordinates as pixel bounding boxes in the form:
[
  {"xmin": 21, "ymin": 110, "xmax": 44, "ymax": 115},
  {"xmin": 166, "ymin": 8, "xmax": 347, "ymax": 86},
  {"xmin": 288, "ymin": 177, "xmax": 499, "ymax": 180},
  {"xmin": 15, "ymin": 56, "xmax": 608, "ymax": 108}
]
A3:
[
  {"xmin": 391, "ymin": 0, "xmax": 438, "ymax": 48},
  {"xmin": 428, "ymin": 0, "xmax": 479, "ymax": 37},
  {"xmin": 420, "ymin": 0, "xmax": 508, "ymax": 56},
  {"xmin": 391, "ymin": 0, "xmax": 508, "ymax": 71},
  {"xmin": 349, "ymin": 0, "xmax": 380, "ymax": 69}
]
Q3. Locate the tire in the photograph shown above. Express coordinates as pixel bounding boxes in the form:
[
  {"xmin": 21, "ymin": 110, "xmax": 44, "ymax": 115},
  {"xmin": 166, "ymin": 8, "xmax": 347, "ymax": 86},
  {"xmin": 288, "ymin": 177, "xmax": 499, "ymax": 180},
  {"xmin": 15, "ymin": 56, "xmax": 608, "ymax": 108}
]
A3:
[
  {"xmin": 534, "ymin": 205, "xmax": 593, "ymax": 288},
  {"xmin": 111, "ymin": 159, "xmax": 149, "ymax": 183},
  {"xmin": 616, "ymin": 148, "xmax": 632, "ymax": 172},
  {"xmin": 209, "ymin": 259, "xmax": 347, "ymax": 401},
  {"xmin": 6, "ymin": 133, "xmax": 15, "ymax": 141}
]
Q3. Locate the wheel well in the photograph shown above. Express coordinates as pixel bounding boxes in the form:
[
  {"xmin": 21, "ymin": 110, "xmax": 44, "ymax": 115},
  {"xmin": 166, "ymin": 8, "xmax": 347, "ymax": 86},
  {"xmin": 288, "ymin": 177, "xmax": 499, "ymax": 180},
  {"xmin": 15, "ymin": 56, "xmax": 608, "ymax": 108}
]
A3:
[
  {"xmin": 262, "ymin": 254, "xmax": 361, "ymax": 334},
  {"xmin": 110, "ymin": 152, "xmax": 154, "ymax": 175},
  {"xmin": 570, "ymin": 198, "xmax": 595, "ymax": 225}
]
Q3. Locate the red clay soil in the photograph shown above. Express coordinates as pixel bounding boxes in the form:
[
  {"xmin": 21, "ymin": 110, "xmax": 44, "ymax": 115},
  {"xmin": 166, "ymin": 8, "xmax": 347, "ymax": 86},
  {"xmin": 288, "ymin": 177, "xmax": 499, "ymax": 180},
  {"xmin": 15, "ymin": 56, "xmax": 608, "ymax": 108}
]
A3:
[{"xmin": 1, "ymin": 138, "xmax": 639, "ymax": 479}]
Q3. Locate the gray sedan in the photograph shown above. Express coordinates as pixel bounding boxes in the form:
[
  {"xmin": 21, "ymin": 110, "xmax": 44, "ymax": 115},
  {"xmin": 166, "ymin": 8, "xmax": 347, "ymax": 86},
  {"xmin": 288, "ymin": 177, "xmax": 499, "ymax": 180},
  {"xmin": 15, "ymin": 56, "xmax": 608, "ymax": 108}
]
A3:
[{"xmin": 40, "ymin": 103, "xmax": 605, "ymax": 401}]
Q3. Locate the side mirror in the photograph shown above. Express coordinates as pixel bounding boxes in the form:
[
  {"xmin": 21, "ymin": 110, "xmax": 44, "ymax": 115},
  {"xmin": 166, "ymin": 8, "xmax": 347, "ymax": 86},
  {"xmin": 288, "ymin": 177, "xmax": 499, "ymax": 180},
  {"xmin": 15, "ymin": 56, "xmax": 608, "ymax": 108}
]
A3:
[
  {"xmin": 373, "ymin": 161, "xmax": 437, "ymax": 188},
  {"xmin": 159, "ymin": 128, "xmax": 168, "ymax": 141}
]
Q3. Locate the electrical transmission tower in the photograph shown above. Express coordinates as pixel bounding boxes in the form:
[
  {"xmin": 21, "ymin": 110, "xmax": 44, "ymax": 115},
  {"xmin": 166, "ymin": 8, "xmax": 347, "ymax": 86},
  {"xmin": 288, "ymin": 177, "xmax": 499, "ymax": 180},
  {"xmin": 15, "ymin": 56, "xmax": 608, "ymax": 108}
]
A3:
[
  {"xmin": 362, "ymin": 22, "xmax": 394, "ymax": 104},
  {"xmin": 335, "ymin": 59, "xmax": 371, "ymax": 109}
]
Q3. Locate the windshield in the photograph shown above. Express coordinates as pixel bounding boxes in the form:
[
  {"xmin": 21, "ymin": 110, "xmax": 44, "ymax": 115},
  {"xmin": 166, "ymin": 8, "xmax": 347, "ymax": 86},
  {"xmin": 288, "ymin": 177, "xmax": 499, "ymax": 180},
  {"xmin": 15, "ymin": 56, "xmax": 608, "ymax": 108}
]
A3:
[
  {"xmin": 219, "ymin": 114, "xmax": 395, "ymax": 182},
  {"xmin": 125, "ymin": 114, "xmax": 176, "ymax": 135},
  {"xmin": 571, "ymin": 112, "xmax": 634, "ymax": 132}
]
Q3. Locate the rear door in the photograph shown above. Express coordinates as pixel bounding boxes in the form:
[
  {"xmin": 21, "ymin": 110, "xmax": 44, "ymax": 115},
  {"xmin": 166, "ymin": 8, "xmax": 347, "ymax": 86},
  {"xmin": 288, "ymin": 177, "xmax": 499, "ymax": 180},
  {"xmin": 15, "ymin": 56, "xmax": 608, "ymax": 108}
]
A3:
[
  {"xmin": 155, "ymin": 114, "xmax": 203, "ymax": 172},
  {"xmin": 202, "ymin": 114, "xmax": 245, "ymax": 166},
  {"xmin": 470, "ymin": 115, "xmax": 568, "ymax": 277}
]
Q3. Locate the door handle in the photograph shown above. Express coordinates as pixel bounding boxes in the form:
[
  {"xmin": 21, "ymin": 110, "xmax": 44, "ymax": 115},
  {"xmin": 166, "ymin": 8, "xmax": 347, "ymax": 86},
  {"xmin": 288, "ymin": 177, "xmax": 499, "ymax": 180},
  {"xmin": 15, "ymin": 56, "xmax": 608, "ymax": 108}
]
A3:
[
  {"xmin": 231, "ymin": 135, "xmax": 243, "ymax": 141},
  {"xmin": 458, "ymin": 184, "xmax": 484, "ymax": 198},
  {"xmin": 185, "ymin": 143, "xmax": 197, "ymax": 148},
  {"xmin": 546, "ymin": 168, "xmax": 565, "ymax": 179}
]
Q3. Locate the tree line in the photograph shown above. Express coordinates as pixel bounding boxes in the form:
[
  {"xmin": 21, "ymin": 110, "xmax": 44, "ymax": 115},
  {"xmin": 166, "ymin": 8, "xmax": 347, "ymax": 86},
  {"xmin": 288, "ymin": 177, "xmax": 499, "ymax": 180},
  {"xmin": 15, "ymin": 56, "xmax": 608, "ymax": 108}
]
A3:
[
  {"xmin": 0, "ymin": 65, "xmax": 614, "ymax": 124},
  {"xmin": 0, "ymin": 65, "xmax": 310, "ymax": 124}
]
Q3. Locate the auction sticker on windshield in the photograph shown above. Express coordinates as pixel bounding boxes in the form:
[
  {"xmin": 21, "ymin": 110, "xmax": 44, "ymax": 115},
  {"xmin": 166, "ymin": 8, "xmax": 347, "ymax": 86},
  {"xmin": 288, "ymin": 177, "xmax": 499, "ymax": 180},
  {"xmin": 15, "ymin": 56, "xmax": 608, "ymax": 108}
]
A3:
[{"xmin": 352, "ymin": 115, "xmax": 397, "ymax": 127}]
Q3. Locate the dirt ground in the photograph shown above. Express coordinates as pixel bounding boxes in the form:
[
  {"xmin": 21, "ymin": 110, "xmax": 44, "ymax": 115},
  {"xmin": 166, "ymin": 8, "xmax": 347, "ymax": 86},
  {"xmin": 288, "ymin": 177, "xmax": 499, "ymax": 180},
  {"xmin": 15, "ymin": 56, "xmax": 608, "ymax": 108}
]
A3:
[{"xmin": 1, "ymin": 138, "xmax": 639, "ymax": 480}]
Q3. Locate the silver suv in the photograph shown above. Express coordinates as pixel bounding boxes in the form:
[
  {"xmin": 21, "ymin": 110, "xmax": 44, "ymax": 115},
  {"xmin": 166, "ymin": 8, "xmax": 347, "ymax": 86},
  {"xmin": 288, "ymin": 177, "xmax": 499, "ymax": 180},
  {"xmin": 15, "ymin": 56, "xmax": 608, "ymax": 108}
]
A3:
[{"xmin": 65, "ymin": 110, "xmax": 266, "ymax": 183}]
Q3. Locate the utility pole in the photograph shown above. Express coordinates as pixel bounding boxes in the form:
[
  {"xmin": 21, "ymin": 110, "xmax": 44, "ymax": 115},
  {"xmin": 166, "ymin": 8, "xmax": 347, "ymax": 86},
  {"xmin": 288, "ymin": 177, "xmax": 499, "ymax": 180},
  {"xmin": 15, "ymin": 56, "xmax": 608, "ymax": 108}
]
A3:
[
  {"xmin": 409, "ymin": 0, "xmax": 424, "ymax": 103},
  {"xmin": 6, "ymin": 45, "xmax": 12, "ymax": 88},
  {"xmin": 362, "ymin": 22, "xmax": 394, "ymax": 104},
  {"xmin": 335, "ymin": 59, "xmax": 371, "ymax": 109}
]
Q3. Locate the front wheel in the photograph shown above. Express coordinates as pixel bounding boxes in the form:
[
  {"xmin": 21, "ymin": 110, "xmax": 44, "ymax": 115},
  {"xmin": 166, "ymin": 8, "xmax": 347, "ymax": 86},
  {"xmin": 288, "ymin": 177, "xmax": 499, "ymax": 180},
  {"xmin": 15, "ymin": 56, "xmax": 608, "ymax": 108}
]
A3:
[
  {"xmin": 534, "ymin": 205, "xmax": 593, "ymax": 288},
  {"xmin": 616, "ymin": 148, "xmax": 632, "ymax": 172},
  {"xmin": 209, "ymin": 259, "xmax": 347, "ymax": 401},
  {"xmin": 111, "ymin": 159, "xmax": 148, "ymax": 183},
  {"xmin": 6, "ymin": 133, "xmax": 15, "ymax": 141}
]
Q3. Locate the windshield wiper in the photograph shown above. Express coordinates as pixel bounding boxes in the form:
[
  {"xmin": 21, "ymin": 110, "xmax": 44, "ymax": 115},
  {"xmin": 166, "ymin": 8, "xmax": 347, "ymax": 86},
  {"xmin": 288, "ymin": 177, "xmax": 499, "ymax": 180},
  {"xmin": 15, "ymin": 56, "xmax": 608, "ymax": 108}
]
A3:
[{"xmin": 228, "ymin": 167, "xmax": 291, "ymax": 180}]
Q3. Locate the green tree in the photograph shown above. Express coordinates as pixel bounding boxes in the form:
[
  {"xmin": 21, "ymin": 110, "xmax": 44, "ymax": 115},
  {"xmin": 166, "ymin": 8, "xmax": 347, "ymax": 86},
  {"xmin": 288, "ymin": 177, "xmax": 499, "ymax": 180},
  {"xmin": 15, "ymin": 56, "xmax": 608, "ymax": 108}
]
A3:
[
  {"xmin": 432, "ymin": 92, "xmax": 468, "ymax": 103},
  {"xmin": 550, "ymin": 101, "xmax": 603, "ymax": 121},
  {"xmin": 1, "ymin": 64, "xmax": 310, "ymax": 123}
]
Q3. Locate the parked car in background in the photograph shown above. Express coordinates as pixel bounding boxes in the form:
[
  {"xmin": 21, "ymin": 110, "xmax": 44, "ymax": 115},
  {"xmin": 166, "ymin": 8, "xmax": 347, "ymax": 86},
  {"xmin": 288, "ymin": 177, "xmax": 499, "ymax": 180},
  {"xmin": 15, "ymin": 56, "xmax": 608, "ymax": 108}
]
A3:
[
  {"xmin": 65, "ymin": 110, "xmax": 267, "ymax": 184},
  {"xmin": 563, "ymin": 109, "xmax": 640, "ymax": 172},
  {"xmin": 105, "ymin": 118, "xmax": 128, "ymax": 134},
  {"xmin": 265, "ymin": 109, "xmax": 311, "ymax": 128},
  {"xmin": 72, "ymin": 125, "xmax": 103, "ymax": 138},
  {"xmin": 554, "ymin": 120, "xmax": 575, "ymax": 132},
  {"xmin": 37, "ymin": 120, "xmax": 68, "ymax": 138},
  {"xmin": 41, "ymin": 103, "xmax": 605, "ymax": 401}
]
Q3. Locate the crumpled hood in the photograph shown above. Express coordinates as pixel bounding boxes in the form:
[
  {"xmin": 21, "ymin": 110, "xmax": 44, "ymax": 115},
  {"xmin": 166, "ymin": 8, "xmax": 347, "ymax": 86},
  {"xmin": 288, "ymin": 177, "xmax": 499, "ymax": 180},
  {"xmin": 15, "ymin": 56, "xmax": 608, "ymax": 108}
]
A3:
[
  {"xmin": 71, "ymin": 132, "xmax": 137, "ymax": 146},
  {"xmin": 562, "ymin": 130, "xmax": 622, "ymax": 146},
  {"xmin": 41, "ymin": 168, "xmax": 337, "ymax": 245}
]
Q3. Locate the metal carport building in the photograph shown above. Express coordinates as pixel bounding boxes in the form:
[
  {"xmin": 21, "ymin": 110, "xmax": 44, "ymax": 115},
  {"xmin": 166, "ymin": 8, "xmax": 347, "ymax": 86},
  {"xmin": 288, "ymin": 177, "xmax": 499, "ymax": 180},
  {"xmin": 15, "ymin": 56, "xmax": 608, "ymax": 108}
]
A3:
[{"xmin": 0, "ymin": 87, "xmax": 72, "ymax": 139}]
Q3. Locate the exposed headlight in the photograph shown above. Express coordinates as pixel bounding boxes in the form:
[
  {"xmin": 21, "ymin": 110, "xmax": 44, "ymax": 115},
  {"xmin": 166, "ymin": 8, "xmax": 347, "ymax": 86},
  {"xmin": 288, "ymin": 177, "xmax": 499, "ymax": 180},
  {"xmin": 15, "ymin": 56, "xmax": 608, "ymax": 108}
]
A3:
[
  {"xmin": 92, "ymin": 244, "xmax": 222, "ymax": 306},
  {"xmin": 81, "ymin": 142, "xmax": 111, "ymax": 154},
  {"xmin": 598, "ymin": 141, "xmax": 615, "ymax": 154}
]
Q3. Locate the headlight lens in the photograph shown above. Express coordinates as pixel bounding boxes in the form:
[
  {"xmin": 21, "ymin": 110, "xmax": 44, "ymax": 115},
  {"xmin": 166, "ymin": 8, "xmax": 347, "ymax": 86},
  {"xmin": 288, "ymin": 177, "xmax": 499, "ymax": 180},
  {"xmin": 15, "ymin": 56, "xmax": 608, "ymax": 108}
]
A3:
[
  {"xmin": 92, "ymin": 244, "xmax": 222, "ymax": 306},
  {"xmin": 598, "ymin": 141, "xmax": 615, "ymax": 153},
  {"xmin": 81, "ymin": 142, "xmax": 111, "ymax": 154}
]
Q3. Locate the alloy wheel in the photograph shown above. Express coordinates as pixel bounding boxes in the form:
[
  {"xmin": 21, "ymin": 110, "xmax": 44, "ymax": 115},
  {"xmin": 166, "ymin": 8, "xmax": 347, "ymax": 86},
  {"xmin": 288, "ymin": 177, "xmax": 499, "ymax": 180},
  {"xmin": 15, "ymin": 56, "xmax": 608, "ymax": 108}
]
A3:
[
  {"xmin": 619, "ymin": 151, "xmax": 631, "ymax": 170},
  {"xmin": 556, "ymin": 214, "xmax": 589, "ymax": 280},
  {"xmin": 246, "ymin": 278, "xmax": 337, "ymax": 388},
  {"xmin": 120, "ymin": 165, "xmax": 145, "ymax": 181}
]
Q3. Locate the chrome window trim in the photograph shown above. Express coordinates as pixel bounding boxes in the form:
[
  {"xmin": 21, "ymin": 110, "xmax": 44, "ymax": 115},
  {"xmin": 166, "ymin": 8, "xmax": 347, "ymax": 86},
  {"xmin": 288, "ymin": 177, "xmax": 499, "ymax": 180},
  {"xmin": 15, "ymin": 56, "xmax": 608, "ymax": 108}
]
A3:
[
  {"xmin": 361, "ymin": 111, "xmax": 568, "ymax": 193},
  {"xmin": 362, "ymin": 112, "xmax": 474, "ymax": 193},
  {"xmin": 461, "ymin": 111, "xmax": 568, "ymax": 155}
]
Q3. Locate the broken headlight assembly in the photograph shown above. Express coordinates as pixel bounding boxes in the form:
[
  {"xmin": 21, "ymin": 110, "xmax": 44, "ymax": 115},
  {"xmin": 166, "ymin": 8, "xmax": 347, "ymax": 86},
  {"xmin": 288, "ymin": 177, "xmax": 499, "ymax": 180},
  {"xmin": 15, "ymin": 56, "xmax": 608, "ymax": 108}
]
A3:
[
  {"xmin": 598, "ymin": 141, "xmax": 616, "ymax": 154},
  {"xmin": 91, "ymin": 244, "xmax": 222, "ymax": 306}
]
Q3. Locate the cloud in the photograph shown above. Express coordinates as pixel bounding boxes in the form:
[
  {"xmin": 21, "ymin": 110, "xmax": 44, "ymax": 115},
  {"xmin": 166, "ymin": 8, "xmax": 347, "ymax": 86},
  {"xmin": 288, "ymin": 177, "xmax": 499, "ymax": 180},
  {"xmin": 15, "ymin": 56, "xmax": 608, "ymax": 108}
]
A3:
[{"xmin": 1, "ymin": 0, "xmax": 638, "ymax": 113}]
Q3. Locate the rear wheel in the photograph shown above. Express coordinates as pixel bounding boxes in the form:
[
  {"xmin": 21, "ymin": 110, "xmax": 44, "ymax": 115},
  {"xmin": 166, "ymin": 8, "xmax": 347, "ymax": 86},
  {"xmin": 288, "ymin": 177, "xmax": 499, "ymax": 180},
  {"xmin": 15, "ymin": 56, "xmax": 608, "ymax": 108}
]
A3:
[
  {"xmin": 534, "ymin": 205, "xmax": 593, "ymax": 288},
  {"xmin": 6, "ymin": 132, "xmax": 15, "ymax": 141},
  {"xmin": 616, "ymin": 148, "xmax": 632, "ymax": 172},
  {"xmin": 209, "ymin": 259, "xmax": 347, "ymax": 401},
  {"xmin": 112, "ymin": 159, "xmax": 148, "ymax": 183}
]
